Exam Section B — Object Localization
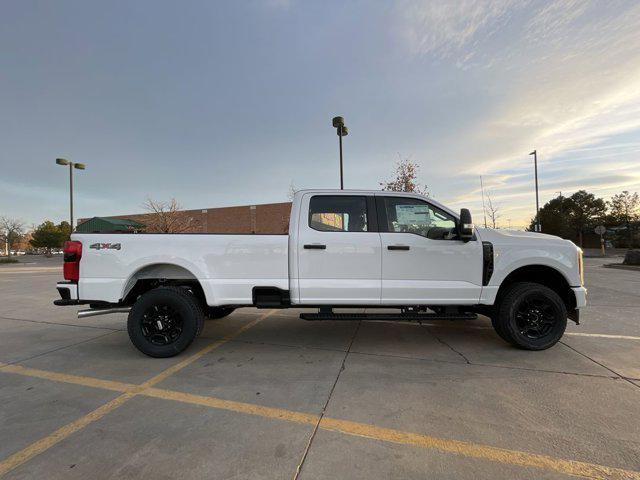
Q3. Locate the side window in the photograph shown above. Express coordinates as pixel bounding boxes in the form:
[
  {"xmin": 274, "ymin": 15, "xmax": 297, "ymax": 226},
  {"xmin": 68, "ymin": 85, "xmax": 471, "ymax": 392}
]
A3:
[
  {"xmin": 381, "ymin": 197, "xmax": 457, "ymax": 240},
  {"xmin": 309, "ymin": 196, "xmax": 368, "ymax": 232}
]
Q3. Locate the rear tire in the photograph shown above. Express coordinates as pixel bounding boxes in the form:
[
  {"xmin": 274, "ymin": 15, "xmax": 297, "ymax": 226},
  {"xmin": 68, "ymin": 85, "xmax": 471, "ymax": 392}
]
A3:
[
  {"xmin": 206, "ymin": 307, "xmax": 235, "ymax": 320},
  {"xmin": 127, "ymin": 286, "xmax": 204, "ymax": 358},
  {"xmin": 494, "ymin": 282, "xmax": 567, "ymax": 350}
]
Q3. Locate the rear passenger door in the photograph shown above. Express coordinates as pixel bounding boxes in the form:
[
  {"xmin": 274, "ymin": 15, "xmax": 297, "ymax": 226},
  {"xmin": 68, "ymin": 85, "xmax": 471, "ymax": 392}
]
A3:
[{"xmin": 296, "ymin": 194, "xmax": 381, "ymax": 304}]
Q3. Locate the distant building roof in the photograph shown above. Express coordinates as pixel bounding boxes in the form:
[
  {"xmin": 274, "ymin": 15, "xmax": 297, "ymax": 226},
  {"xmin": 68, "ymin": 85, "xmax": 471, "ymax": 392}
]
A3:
[{"xmin": 75, "ymin": 217, "xmax": 146, "ymax": 233}]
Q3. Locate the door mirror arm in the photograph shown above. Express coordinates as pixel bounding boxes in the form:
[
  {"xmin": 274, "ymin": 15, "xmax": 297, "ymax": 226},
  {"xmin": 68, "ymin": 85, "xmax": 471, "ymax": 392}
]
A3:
[{"xmin": 458, "ymin": 208, "xmax": 474, "ymax": 242}]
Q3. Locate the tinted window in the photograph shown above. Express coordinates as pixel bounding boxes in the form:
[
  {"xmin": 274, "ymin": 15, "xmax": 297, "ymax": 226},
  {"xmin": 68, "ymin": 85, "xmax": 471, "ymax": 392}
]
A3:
[
  {"xmin": 309, "ymin": 196, "xmax": 368, "ymax": 232},
  {"xmin": 381, "ymin": 197, "xmax": 457, "ymax": 240}
]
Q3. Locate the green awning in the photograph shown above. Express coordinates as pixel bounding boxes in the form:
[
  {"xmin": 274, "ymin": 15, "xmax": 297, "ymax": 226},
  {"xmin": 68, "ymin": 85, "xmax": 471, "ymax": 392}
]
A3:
[{"xmin": 75, "ymin": 217, "xmax": 146, "ymax": 233}]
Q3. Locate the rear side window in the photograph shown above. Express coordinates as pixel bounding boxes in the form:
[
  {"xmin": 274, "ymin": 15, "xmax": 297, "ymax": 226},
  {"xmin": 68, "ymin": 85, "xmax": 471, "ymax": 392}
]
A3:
[{"xmin": 308, "ymin": 196, "xmax": 368, "ymax": 232}]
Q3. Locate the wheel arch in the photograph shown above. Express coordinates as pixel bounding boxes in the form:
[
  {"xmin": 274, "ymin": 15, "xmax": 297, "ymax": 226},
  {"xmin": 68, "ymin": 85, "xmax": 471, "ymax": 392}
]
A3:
[
  {"xmin": 121, "ymin": 262, "xmax": 211, "ymax": 307},
  {"xmin": 495, "ymin": 264, "xmax": 576, "ymax": 313}
]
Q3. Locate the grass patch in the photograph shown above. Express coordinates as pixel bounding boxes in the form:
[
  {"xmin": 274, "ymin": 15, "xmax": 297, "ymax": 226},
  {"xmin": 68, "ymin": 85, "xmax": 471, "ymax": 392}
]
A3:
[{"xmin": 0, "ymin": 257, "xmax": 19, "ymax": 264}]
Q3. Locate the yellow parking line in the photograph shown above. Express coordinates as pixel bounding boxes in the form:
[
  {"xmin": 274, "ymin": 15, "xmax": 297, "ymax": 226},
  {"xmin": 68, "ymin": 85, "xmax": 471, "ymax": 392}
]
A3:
[
  {"xmin": 144, "ymin": 387, "xmax": 319, "ymax": 426},
  {"xmin": 565, "ymin": 332, "xmax": 640, "ymax": 341},
  {"xmin": 138, "ymin": 386, "xmax": 640, "ymax": 480},
  {"xmin": 0, "ymin": 393, "xmax": 134, "ymax": 477},
  {"xmin": 0, "ymin": 364, "xmax": 135, "ymax": 393},
  {"xmin": 0, "ymin": 310, "xmax": 274, "ymax": 477},
  {"xmin": 319, "ymin": 418, "xmax": 640, "ymax": 480}
]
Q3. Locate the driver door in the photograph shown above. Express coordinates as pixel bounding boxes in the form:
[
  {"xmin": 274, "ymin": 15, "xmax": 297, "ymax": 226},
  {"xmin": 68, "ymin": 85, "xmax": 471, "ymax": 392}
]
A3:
[{"xmin": 377, "ymin": 195, "xmax": 482, "ymax": 305}]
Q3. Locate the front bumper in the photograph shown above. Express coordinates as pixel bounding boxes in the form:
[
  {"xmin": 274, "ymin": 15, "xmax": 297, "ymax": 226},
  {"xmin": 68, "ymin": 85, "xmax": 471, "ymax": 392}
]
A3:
[{"xmin": 572, "ymin": 286, "xmax": 587, "ymax": 309}]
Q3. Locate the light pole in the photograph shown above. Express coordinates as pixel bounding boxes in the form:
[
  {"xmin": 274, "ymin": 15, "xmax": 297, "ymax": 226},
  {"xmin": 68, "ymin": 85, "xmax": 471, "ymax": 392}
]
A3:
[
  {"xmin": 529, "ymin": 150, "xmax": 540, "ymax": 232},
  {"xmin": 332, "ymin": 116, "xmax": 348, "ymax": 189},
  {"xmin": 555, "ymin": 190, "xmax": 565, "ymax": 238},
  {"xmin": 555, "ymin": 190, "xmax": 563, "ymax": 216},
  {"xmin": 56, "ymin": 158, "xmax": 86, "ymax": 231}
]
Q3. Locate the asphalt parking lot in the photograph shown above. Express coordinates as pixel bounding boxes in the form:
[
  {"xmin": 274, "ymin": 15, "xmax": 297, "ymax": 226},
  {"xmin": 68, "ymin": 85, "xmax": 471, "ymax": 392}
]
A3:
[{"xmin": 1, "ymin": 256, "xmax": 639, "ymax": 479}]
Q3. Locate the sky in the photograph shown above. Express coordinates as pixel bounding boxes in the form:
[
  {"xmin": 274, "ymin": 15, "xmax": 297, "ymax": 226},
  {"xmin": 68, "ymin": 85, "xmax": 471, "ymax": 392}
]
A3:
[{"xmin": 2, "ymin": 0, "xmax": 640, "ymax": 229}]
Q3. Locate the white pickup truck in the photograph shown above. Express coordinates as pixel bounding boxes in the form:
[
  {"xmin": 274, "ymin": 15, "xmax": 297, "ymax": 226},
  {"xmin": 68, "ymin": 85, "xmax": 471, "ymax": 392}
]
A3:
[{"xmin": 55, "ymin": 189, "xmax": 586, "ymax": 357}]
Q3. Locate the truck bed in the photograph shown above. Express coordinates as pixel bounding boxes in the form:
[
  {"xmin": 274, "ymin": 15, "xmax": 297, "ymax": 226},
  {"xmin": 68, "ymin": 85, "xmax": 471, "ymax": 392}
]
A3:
[{"xmin": 73, "ymin": 233, "xmax": 289, "ymax": 306}]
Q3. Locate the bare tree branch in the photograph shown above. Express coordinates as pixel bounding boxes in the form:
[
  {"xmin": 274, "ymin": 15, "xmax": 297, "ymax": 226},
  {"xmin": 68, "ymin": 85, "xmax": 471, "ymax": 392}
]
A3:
[
  {"xmin": 142, "ymin": 197, "xmax": 200, "ymax": 233},
  {"xmin": 288, "ymin": 181, "xmax": 297, "ymax": 201},
  {"xmin": 0, "ymin": 217, "xmax": 26, "ymax": 257},
  {"xmin": 486, "ymin": 193, "xmax": 500, "ymax": 229}
]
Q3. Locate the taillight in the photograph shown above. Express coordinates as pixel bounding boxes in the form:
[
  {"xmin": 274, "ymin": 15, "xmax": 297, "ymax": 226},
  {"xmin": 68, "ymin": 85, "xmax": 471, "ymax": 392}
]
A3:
[{"xmin": 63, "ymin": 240, "xmax": 82, "ymax": 282}]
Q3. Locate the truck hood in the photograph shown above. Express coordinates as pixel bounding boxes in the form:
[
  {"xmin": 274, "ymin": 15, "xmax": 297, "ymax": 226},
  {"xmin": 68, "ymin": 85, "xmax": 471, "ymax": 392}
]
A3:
[{"xmin": 475, "ymin": 228, "xmax": 577, "ymax": 248}]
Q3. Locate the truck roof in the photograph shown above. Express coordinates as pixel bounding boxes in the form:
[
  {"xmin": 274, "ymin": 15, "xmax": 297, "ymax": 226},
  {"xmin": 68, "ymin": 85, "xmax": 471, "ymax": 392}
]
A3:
[{"xmin": 292, "ymin": 189, "xmax": 457, "ymax": 218}]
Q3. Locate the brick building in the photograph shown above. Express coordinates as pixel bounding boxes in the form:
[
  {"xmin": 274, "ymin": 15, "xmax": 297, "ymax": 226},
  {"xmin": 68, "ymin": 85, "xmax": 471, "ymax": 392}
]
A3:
[{"xmin": 88, "ymin": 202, "xmax": 292, "ymax": 234}]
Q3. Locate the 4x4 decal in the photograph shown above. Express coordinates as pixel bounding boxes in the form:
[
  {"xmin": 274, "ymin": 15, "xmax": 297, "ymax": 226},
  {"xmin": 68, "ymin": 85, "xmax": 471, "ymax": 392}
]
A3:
[{"xmin": 89, "ymin": 243, "xmax": 121, "ymax": 250}]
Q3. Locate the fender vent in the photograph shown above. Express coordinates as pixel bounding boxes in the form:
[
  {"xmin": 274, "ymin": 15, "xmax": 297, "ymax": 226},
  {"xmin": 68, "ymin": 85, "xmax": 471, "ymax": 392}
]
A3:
[{"xmin": 482, "ymin": 242, "xmax": 494, "ymax": 286}]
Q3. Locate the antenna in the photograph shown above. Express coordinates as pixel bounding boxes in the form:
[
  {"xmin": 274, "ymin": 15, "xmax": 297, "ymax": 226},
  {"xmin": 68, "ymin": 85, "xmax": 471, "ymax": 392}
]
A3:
[{"xmin": 480, "ymin": 176, "xmax": 488, "ymax": 228}]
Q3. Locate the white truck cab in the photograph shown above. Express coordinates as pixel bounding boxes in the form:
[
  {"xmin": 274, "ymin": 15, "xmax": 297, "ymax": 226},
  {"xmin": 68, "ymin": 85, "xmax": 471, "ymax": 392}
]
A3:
[{"xmin": 55, "ymin": 189, "xmax": 586, "ymax": 357}]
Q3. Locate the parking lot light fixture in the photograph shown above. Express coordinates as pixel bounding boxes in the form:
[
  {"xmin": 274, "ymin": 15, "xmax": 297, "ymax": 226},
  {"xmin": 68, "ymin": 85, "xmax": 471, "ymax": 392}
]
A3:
[
  {"xmin": 332, "ymin": 116, "xmax": 348, "ymax": 189},
  {"xmin": 529, "ymin": 150, "xmax": 540, "ymax": 232},
  {"xmin": 55, "ymin": 158, "xmax": 87, "ymax": 231}
]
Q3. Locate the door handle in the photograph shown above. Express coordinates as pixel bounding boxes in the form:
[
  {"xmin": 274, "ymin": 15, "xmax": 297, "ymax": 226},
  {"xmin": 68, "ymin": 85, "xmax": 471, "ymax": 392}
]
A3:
[
  {"xmin": 304, "ymin": 244, "xmax": 326, "ymax": 250},
  {"xmin": 387, "ymin": 245, "xmax": 410, "ymax": 251}
]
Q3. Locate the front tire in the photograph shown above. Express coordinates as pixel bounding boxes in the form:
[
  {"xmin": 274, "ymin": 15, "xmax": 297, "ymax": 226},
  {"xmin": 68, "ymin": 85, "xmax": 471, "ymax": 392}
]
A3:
[
  {"xmin": 494, "ymin": 282, "xmax": 567, "ymax": 350},
  {"xmin": 127, "ymin": 286, "xmax": 204, "ymax": 358}
]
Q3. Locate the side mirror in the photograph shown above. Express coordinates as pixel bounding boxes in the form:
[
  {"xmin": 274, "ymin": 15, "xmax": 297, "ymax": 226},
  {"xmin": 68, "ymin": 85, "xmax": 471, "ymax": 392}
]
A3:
[{"xmin": 458, "ymin": 208, "xmax": 474, "ymax": 242}]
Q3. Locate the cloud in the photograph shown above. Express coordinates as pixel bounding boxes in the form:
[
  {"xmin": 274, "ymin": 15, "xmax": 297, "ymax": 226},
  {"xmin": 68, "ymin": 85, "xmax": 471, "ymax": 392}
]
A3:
[
  {"xmin": 395, "ymin": 0, "xmax": 640, "ymax": 225},
  {"xmin": 466, "ymin": 1, "xmax": 640, "ymax": 171},
  {"xmin": 396, "ymin": 0, "xmax": 521, "ymax": 59}
]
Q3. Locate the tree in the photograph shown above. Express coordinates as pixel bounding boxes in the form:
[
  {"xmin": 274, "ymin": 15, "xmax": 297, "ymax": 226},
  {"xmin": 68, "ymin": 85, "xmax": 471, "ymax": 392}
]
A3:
[
  {"xmin": 566, "ymin": 190, "xmax": 607, "ymax": 247},
  {"xmin": 609, "ymin": 190, "xmax": 639, "ymax": 224},
  {"xmin": 379, "ymin": 156, "xmax": 428, "ymax": 195},
  {"xmin": 528, "ymin": 194, "xmax": 571, "ymax": 237},
  {"xmin": 485, "ymin": 193, "xmax": 500, "ymax": 228},
  {"xmin": 0, "ymin": 217, "xmax": 26, "ymax": 257},
  {"xmin": 30, "ymin": 221, "xmax": 69, "ymax": 254},
  {"xmin": 609, "ymin": 190, "xmax": 639, "ymax": 248},
  {"xmin": 142, "ymin": 197, "xmax": 199, "ymax": 233},
  {"xmin": 58, "ymin": 221, "xmax": 72, "ymax": 241}
]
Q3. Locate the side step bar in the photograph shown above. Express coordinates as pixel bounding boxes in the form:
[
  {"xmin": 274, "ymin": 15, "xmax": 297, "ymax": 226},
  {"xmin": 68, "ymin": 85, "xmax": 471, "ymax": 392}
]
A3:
[{"xmin": 300, "ymin": 311, "xmax": 477, "ymax": 321}]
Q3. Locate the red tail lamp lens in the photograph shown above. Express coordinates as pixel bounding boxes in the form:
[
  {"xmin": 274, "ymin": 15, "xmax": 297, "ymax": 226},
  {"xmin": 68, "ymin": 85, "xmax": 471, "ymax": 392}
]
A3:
[{"xmin": 63, "ymin": 241, "xmax": 82, "ymax": 281}]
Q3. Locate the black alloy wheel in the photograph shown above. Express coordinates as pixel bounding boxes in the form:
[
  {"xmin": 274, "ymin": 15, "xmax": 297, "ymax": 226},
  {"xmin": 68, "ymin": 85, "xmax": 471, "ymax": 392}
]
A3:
[
  {"xmin": 514, "ymin": 294, "xmax": 558, "ymax": 340},
  {"xmin": 141, "ymin": 304, "xmax": 184, "ymax": 346}
]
